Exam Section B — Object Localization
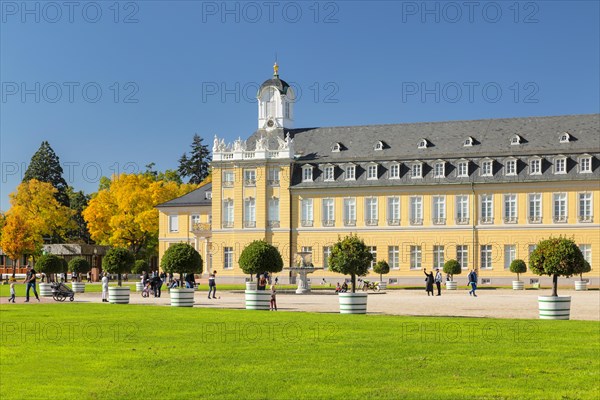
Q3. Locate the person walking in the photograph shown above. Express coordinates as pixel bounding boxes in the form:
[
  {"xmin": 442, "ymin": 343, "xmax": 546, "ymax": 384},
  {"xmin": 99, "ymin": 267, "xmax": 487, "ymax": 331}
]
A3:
[
  {"xmin": 468, "ymin": 269, "xmax": 478, "ymax": 297},
  {"xmin": 208, "ymin": 270, "xmax": 217, "ymax": 299},
  {"xmin": 185, "ymin": 273, "xmax": 195, "ymax": 289},
  {"xmin": 270, "ymin": 282, "xmax": 277, "ymax": 311},
  {"xmin": 423, "ymin": 268, "xmax": 434, "ymax": 296},
  {"xmin": 101, "ymin": 272, "xmax": 109, "ymax": 302},
  {"xmin": 435, "ymin": 268, "xmax": 443, "ymax": 296},
  {"xmin": 23, "ymin": 265, "xmax": 40, "ymax": 302},
  {"xmin": 8, "ymin": 283, "xmax": 16, "ymax": 303}
]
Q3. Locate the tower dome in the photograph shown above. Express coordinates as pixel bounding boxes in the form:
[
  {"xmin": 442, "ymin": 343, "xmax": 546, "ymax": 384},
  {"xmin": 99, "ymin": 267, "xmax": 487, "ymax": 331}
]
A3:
[{"xmin": 257, "ymin": 63, "xmax": 295, "ymax": 131}]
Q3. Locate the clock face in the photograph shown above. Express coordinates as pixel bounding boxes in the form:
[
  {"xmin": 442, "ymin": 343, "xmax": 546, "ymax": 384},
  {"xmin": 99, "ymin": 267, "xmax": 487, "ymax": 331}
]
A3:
[{"xmin": 267, "ymin": 119, "xmax": 275, "ymax": 128}]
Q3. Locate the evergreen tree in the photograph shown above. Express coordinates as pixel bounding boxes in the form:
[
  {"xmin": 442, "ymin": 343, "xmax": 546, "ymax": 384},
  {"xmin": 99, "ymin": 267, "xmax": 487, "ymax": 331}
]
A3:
[
  {"xmin": 23, "ymin": 141, "xmax": 70, "ymax": 207},
  {"xmin": 66, "ymin": 186, "xmax": 92, "ymax": 244},
  {"xmin": 178, "ymin": 134, "xmax": 211, "ymax": 184}
]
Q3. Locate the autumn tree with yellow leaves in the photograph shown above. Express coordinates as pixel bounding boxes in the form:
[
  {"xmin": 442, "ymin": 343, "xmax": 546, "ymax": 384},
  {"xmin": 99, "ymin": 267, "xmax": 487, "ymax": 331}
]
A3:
[{"xmin": 82, "ymin": 174, "xmax": 199, "ymax": 256}]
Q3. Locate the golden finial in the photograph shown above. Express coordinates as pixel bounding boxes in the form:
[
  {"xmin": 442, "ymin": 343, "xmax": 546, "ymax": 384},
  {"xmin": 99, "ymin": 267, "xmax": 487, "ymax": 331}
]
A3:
[{"xmin": 273, "ymin": 62, "xmax": 279, "ymax": 77}]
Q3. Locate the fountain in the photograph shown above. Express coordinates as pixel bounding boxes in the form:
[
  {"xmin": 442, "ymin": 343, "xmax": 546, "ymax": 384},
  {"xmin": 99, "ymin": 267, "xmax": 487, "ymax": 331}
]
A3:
[{"xmin": 286, "ymin": 251, "xmax": 323, "ymax": 294}]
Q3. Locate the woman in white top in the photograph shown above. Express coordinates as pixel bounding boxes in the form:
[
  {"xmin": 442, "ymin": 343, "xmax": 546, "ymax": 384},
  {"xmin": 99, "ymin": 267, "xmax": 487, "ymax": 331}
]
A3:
[{"xmin": 101, "ymin": 273, "xmax": 109, "ymax": 302}]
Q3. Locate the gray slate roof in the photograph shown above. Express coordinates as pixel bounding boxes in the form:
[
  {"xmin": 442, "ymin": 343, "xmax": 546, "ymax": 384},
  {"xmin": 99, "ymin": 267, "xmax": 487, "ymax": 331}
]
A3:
[{"xmin": 156, "ymin": 183, "xmax": 212, "ymax": 208}]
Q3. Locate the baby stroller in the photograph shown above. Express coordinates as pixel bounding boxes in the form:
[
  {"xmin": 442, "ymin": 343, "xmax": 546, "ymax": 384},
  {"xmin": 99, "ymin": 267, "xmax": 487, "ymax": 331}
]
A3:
[
  {"xmin": 141, "ymin": 281, "xmax": 152, "ymax": 298},
  {"xmin": 51, "ymin": 282, "xmax": 75, "ymax": 302}
]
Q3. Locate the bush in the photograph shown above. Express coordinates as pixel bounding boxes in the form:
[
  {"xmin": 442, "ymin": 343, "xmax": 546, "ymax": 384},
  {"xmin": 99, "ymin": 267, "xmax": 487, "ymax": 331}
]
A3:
[
  {"xmin": 238, "ymin": 240, "xmax": 283, "ymax": 278},
  {"xmin": 102, "ymin": 248, "xmax": 135, "ymax": 286},
  {"xmin": 132, "ymin": 260, "xmax": 149, "ymax": 275},
  {"xmin": 68, "ymin": 257, "xmax": 91, "ymax": 274},
  {"xmin": 575, "ymin": 260, "xmax": 591, "ymax": 281},
  {"xmin": 373, "ymin": 260, "xmax": 390, "ymax": 281},
  {"xmin": 328, "ymin": 235, "xmax": 373, "ymax": 293},
  {"xmin": 36, "ymin": 254, "xmax": 65, "ymax": 281},
  {"xmin": 160, "ymin": 243, "xmax": 203, "ymax": 283},
  {"xmin": 529, "ymin": 237, "xmax": 586, "ymax": 296},
  {"xmin": 509, "ymin": 259, "xmax": 527, "ymax": 281},
  {"xmin": 443, "ymin": 259, "xmax": 462, "ymax": 281}
]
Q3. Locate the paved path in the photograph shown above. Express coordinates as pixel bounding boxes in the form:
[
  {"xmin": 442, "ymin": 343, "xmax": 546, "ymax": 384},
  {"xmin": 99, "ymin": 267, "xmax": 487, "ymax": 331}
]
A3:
[{"xmin": 7, "ymin": 288, "xmax": 599, "ymax": 321}]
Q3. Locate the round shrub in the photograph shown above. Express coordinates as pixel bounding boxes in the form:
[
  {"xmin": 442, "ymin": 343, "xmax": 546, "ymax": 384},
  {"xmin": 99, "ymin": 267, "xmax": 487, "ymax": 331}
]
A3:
[
  {"xmin": 509, "ymin": 259, "xmax": 527, "ymax": 281},
  {"xmin": 238, "ymin": 240, "xmax": 283, "ymax": 277},
  {"xmin": 36, "ymin": 254, "xmax": 64, "ymax": 280},
  {"xmin": 373, "ymin": 260, "xmax": 390, "ymax": 281},
  {"xmin": 443, "ymin": 259, "xmax": 462, "ymax": 281},
  {"xmin": 328, "ymin": 235, "xmax": 373, "ymax": 293},
  {"xmin": 132, "ymin": 259, "xmax": 149, "ymax": 275},
  {"xmin": 102, "ymin": 247, "xmax": 135, "ymax": 286},
  {"xmin": 160, "ymin": 243, "xmax": 203, "ymax": 282},
  {"xmin": 68, "ymin": 257, "xmax": 91, "ymax": 274}
]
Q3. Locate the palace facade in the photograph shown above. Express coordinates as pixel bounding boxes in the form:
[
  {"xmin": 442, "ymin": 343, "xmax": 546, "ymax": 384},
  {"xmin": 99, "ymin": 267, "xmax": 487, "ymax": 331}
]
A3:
[{"xmin": 158, "ymin": 66, "xmax": 600, "ymax": 285}]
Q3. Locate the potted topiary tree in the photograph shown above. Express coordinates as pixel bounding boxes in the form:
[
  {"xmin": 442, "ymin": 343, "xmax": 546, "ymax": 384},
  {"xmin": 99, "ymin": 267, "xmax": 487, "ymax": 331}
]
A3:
[
  {"xmin": 132, "ymin": 259, "xmax": 148, "ymax": 292},
  {"xmin": 160, "ymin": 243, "xmax": 203, "ymax": 307},
  {"xmin": 510, "ymin": 259, "xmax": 527, "ymax": 290},
  {"xmin": 239, "ymin": 240, "xmax": 283, "ymax": 310},
  {"xmin": 36, "ymin": 254, "xmax": 63, "ymax": 297},
  {"xmin": 329, "ymin": 235, "xmax": 373, "ymax": 314},
  {"xmin": 443, "ymin": 259, "xmax": 461, "ymax": 290},
  {"xmin": 529, "ymin": 237, "xmax": 586, "ymax": 320},
  {"xmin": 373, "ymin": 260, "xmax": 390, "ymax": 291},
  {"xmin": 68, "ymin": 257, "xmax": 91, "ymax": 293},
  {"xmin": 574, "ymin": 260, "xmax": 591, "ymax": 291},
  {"xmin": 102, "ymin": 247, "xmax": 135, "ymax": 304}
]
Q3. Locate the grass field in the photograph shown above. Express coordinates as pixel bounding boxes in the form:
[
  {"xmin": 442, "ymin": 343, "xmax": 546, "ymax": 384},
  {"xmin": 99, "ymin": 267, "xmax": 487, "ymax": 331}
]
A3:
[{"xmin": 1, "ymin": 304, "xmax": 598, "ymax": 399}]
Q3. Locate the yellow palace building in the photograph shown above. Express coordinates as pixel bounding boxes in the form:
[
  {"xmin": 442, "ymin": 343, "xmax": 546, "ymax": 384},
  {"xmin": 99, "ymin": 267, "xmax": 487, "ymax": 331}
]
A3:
[{"xmin": 158, "ymin": 66, "xmax": 600, "ymax": 286}]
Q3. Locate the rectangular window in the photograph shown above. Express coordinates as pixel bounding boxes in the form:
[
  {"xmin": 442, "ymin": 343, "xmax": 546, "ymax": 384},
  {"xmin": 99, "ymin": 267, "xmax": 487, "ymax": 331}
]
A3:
[
  {"xmin": 432, "ymin": 196, "xmax": 446, "ymax": 224},
  {"xmin": 343, "ymin": 198, "xmax": 356, "ymax": 226},
  {"xmin": 365, "ymin": 197, "xmax": 378, "ymax": 226},
  {"xmin": 579, "ymin": 244, "xmax": 591, "ymax": 264},
  {"xmin": 553, "ymin": 193, "xmax": 567, "ymax": 223},
  {"xmin": 302, "ymin": 167, "xmax": 313, "ymax": 182},
  {"xmin": 224, "ymin": 247, "xmax": 234, "ymax": 270},
  {"xmin": 388, "ymin": 246, "xmax": 399, "ymax": 270},
  {"xmin": 480, "ymin": 194, "xmax": 494, "ymax": 224},
  {"xmin": 579, "ymin": 193, "xmax": 593, "ymax": 222},
  {"xmin": 433, "ymin": 245, "xmax": 445, "ymax": 269},
  {"xmin": 456, "ymin": 195, "xmax": 469, "ymax": 224},
  {"xmin": 503, "ymin": 194, "xmax": 517, "ymax": 223},
  {"xmin": 505, "ymin": 159, "xmax": 517, "ymax": 176},
  {"xmin": 579, "ymin": 157, "xmax": 592, "ymax": 173},
  {"xmin": 480, "ymin": 245, "xmax": 493, "ymax": 269},
  {"xmin": 323, "ymin": 246, "xmax": 332, "ymax": 269},
  {"xmin": 409, "ymin": 196, "xmax": 423, "ymax": 225},
  {"xmin": 481, "ymin": 160, "xmax": 493, "ymax": 176},
  {"xmin": 457, "ymin": 161, "xmax": 468, "ymax": 177},
  {"xmin": 268, "ymin": 167, "xmax": 280, "ymax": 186},
  {"xmin": 222, "ymin": 199, "xmax": 234, "ymax": 228},
  {"xmin": 367, "ymin": 165, "xmax": 378, "ymax": 180},
  {"xmin": 504, "ymin": 245, "xmax": 516, "ymax": 269},
  {"xmin": 434, "ymin": 162, "xmax": 445, "ymax": 178},
  {"xmin": 322, "ymin": 198, "xmax": 335, "ymax": 227},
  {"xmin": 389, "ymin": 163, "xmax": 400, "ymax": 179},
  {"xmin": 554, "ymin": 158, "xmax": 566, "ymax": 174},
  {"xmin": 244, "ymin": 169, "xmax": 256, "ymax": 186},
  {"xmin": 368, "ymin": 246, "xmax": 377, "ymax": 269},
  {"xmin": 244, "ymin": 198, "xmax": 256, "ymax": 228},
  {"xmin": 191, "ymin": 214, "xmax": 200, "ymax": 226},
  {"xmin": 528, "ymin": 193, "xmax": 542, "ymax": 223},
  {"xmin": 529, "ymin": 159, "xmax": 541, "ymax": 175},
  {"xmin": 301, "ymin": 198, "xmax": 313, "ymax": 227},
  {"xmin": 411, "ymin": 163, "xmax": 422, "ymax": 179},
  {"xmin": 268, "ymin": 198, "xmax": 279, "ymax": 227},
  {"xmin": 324, "ymin": 166, "xmax": 335, "ymax": 181},
  {"xmin": 410, "ymin": 246, "xmax": 422, "ymax": 269},
  {"xmin": 168, "ymin": 215, "xmax": 179, "ymax": 233},
  {"xmin": 387, "ymin": 196, "xmax": 400, "ymax": 225},
  {"xmin": 528, "ymin": 244, "xmax": 537, "ymax": 257},
  {"xmin": 345, "ymin": 165, "xmax": 355, "ymax": 180},
  {"xmin": 223, "ymin": 170, "xmax": 235, "ymax": 187},
  {"xmin": 457, "ymin": 245, "xmax": 468, "ymax": 269}
]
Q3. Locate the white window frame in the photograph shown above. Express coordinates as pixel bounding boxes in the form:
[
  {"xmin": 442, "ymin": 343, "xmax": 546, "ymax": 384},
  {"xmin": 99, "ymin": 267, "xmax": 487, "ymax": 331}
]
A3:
[
  {"xmin": 579, "ymin": 244, "xmax": 591, "ymax": 264},
  {"xmin": 504, "ymin": 245, "xmax": 516, "ymax": 270},
  {"xmin": 434, "ymin": 161, "xmax": 445, "ymax": 178},
  {"xmin": 389, "ymin": 162, "xmax": 400, "ymax": 179},
  {"xmin": 456, "ymin": 195, "xmax": 469, "ymax": 224},
  {"xmin": 387, "ymin": 196, "xmax": 400, "ymax": 226},
  {"xmin": 322, "ymin": 198, "xmax": 335, "ymax": 227},
  {"xmin": 368, "ymin": 246, "xmax": 377, "ymax": 269},
  {"xmin": 388, "ymin": 246, "xmax": 399, "ymax": 270},
  {"xmin": 268, "ymin": 197, "xmax": 280, "ymax": 227},
  {"xmin": 505, "ymin": 158, "xmax": 517, "ymax": 176},
  {"xmin": 578, "ymin": 192, "xmax": 593, "ymax": 223},
  {"xmin": 464, "ymin": 137, "xmax": 473, "ymax": 147},
  {"xmin": 222, "ymin": 199, "xmax": 234, "ymax": 228},
  {"xmin": 480, "ymin": 194, "xmax": 494, "ymax": 224},
  {"xmin": 374, "ymin": 141, "xmax": 383, "ymax": 151},
  {"xmin": 457, "ymin": 245, "xmax": 468, "ymax": 269},
  {"xmin": 559, "ymin": 132, "xmax": 570, "ymax": 143},
  {"xmin": 345, "ymin": 165, "xmax": 356, "ymax": 181},
  {"xmin": 323, "ymin": 165, "xmax": 335, "ymax": 182},
  {"xmin": 411, "ymin": 162, "xmax": 423, "ymax": 179},
  {"xmin": 223, "ymin": 170, "xmax": 235, "ymax": 187},
  {"xmin": 343, "ymin": 198, "xmax": 356, "ymax": 226},
  {"xmin": 301, "ymin": 198, "xmax": 314, "ymax": 227},
  {"xmin": 528, "ymin": 193, "xmax": 542, "ymax": 223},
  {"xmin": 529, "ymin": 157, "xmax": 541, "ymax": 175},
  {"xmin": 433, "ymin": 245, "xmax": 445, "ymax": 269},
  {"xmin": 457, "ymin": 160, "xmax": 469, "ymax": 177},
  {"xmin": 410, "ymin": 245, "xmax": 422, "ymax": 269},
  {"xmin": 332, "ymin": 143, "xmax": 341, "ymax": 152},
  {"xmin": 268, "ymin": 167, "xmax": 280, "ymax": 186},
  {"xmin": 418, "ymin": 139, "xmax": 428, "ymax": 149},
  {"xmin": 554, "ymin": 156, "xmax": 567, "ymax": 175},
  {"xmin": 553, "ymin": 193, "xmax": 568, "ymax": 223},
  {"xmin": 481, "ymin": 160, "xmax": 493, "ymax": 177},
  {"xmin": 168, "ymin": 214, "xmax": 179, "ymax": 233},
  {"xmin": 244, "ymin": 197, "xmax": 256, "ymax": 228},
  {"xmin": 365, "ymin": 197, "xmax": 378, "ymax": 226},
  {"xmin": 432, "ymin": 195, "xmax": 446, "ymax": 225},
  {"xmin": 302, "ymin": 165, "xmax": 313, "ymax": 182},
  {"xmin": 511, "ymin": 135, "xmax": 521, "ymax": 145},
  {"xmin": 481, "ymin": 245, "xmax": 493, "ymax": 270},
  {"xmin": 223, "ymin": 247, "xmax": 234, "ymax": 270},
  {"xmin": 409, "ymin": 196, "xmax": 423, "ymax": 225},
  {"xmin": 367, "ymin": 164, "xmax": 378, "ymax": 180},
  {"xmin": 244, "ymin": 169, "xmax": 256, "ymax": 186},
  {"xmin": 323, "ymin": 246, "xmax": 332, "ymax": 269},
  {"xmin": 503, "ymin": 194, "xmax": 518, "ymax": 224},
  {"xmin": 579, "ymin": 155, "xmax": 592, "ymax": 173}
]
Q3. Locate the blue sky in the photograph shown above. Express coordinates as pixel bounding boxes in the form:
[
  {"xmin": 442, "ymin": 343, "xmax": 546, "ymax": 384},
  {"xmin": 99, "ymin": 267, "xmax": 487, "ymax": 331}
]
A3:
[{"xmin": 1, "ymin": 0, "xmax": 599, "ymax": 210}]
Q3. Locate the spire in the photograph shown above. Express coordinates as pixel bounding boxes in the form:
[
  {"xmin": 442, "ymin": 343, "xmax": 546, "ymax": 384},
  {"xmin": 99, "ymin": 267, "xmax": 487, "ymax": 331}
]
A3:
[{"xmin": 273, "ymin": 61, "xmax": 279, "ymax": 77}]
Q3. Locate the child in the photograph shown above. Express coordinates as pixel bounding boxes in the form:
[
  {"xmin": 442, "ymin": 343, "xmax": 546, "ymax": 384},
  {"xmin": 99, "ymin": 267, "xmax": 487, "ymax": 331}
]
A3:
[
  {"xmin": 270, "ymin": 283, "xmax": 277, "ymax": 311},
  {"xmin": 9, "ymin": 283, "xmax": 16, "ymax": 303}
]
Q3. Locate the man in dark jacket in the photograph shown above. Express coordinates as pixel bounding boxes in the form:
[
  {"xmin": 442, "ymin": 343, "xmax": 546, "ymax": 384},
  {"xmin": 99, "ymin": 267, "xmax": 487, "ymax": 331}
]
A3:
[
  {"xmin": 185, "ymin": 273, "xmax": 195, "ymax": 289},
  {"xmin": 23, "ymin": 265, "xmax": 40, "ymax": 302},
  {"xmin": 468, "ymin": 269, "xmax": 478, "ymax": 297}
]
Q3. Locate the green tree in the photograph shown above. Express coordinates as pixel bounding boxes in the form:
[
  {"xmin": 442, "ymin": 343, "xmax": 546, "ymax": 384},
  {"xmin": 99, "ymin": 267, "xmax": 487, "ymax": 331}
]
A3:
[
  {"xmin": 328, "ymin": 235, "xmax": 373, "ymax": 293},
  {"xmin": 575, "ymin": 260, "xmax": 591, "ymax": 282},
  {"xmin": 373, "ymin": 260, "xmax": 390, "ymax": 282},
  {"xmin": 23, "ymin": 141, "xmax": 70, "ymax": 207},
  {"xmin": 178, "ymin": 134, "xmax": 211, "ymax": 184},
  {"xmin": 529, "ymin": 237, "xmax": 586, "ymax": 296},
  {"xmin": 66, "ymin": 187, "xmax": 92, "ymax": 244},
  {"xmin": 509, "ymin": 259, "xmax": 527, "ymax": 281},
  {"xmin": 36, "ymin": 254, "xmax": 66, "ymax": 282},
  {"xmin": 443, "ymin": 259, "xmax": 462, "ymax": 282},
  {"xmin": 160, "ymin": 243, "xmax": 203, "ymax": 284},
  {"xmin": 102, "ymin": 248, "xmax": 135, "ymax": 287},
  {"xmin": 238, "ymin": 240, "xmax": 283, "ymax": 280},
  {"xmin": 68, "ymin": 257, "xmax": 91, "ymax": 279},
  {"xmin": 132, "ymin": 259, "xmax": 149, "ymax": 275}
]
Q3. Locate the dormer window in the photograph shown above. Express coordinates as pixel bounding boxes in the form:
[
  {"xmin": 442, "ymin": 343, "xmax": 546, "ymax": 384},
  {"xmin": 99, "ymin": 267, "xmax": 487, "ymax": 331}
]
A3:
[
  {"xmin": 481, "ymin": 159, "xmax": 493, "ymax": 177},
  {"xmin": 579, "ymin": 155, "xmax": 592, "ymax": 173},
  {"xmin": 301, "ymin": 165, "xmax": 313, "ymax": 182},
  {"xmin": 389, "ymin": 162, "xmax": 400, "ymax": 179},
  {"xmin": 374, "ymin": 141, "xmax": 384, "ymax": 151},
  {"xmin": 529, "ymin": 157, "xmax": 542, "ymax": 175},
  {"xmin": 323, "ymin": 165, "xmax": 335, "ymax": 182},
  {"xmin": 345, "ymin": 164, "xmax": 356, "ymax": 181},
  {"xmin": 511, "ymin": 135, "xmax": 522, "ymax": 145},
  {"xmin": 554, "ymin": 156, "xmax": 567, "ymax": 174},
  {"xmin": 559, "ymin": 132, "xmax": 571, "ymax": 143},
  {"xmin": 411, "ymin": 162, "xmax": 423, "ymax": 179},
  {"xmin": 205, "ymin": 192, "xmax": 212, "ymax": 200},
  {"xmin": 332, "ymin": 143, "xmax": 342, "ymax": 152},
  {"xmin": 505, "ymin": 158, "xmax": 517, "ymax": 176},
  {"xmin": 367, "ymin": 164, "xmax": 378, "ymax": 180},
  {"xmin": 464, "ymin": 137, "xmax": 474, "ymax": 147},
  {"xmin": 433, "ymin": 161, "xmax": 445, "ymax": 178},
  {"xmin": 418, "ymin": 139, "xmax": 429, "ymax": 149},
  {"xmin": 457, "ymin": 160, "xmax": 469, "ymax": 177}
]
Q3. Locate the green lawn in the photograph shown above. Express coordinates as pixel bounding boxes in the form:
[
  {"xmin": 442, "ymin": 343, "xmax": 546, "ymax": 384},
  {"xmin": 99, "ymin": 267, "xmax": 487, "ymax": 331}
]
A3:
[{"xmin": 1, "ymin": 304, "xmax": 598, "ymax": 399}]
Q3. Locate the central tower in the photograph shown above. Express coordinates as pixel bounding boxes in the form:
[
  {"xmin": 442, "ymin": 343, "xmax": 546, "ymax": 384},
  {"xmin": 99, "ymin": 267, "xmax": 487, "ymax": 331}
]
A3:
[{"xmin": 257, "ymin": 62, "xmax": 295, "ymax": 131}]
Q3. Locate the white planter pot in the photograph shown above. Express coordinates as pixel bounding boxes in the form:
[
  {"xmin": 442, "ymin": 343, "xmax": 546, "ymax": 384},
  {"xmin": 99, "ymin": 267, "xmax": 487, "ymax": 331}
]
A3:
[
  {"xmin": 338, "ymin": 292, "xmax": 368, "ymax": 314},
  {"xmin": 170, "ymin": 288, "xmax": 195, "ymax": 307},
  {"xmin": 71, "ymin": 282, "xmax": 85, "ymax": 293},
  {"xmin": 512, "ymin": 281, "xmax": 524, "ymax": 290},
  {"xmin": 245, "ymin": 290, "xmax": 270, "ymax": 310},
  {"xmin": 246, "ymin": 282, "xmax": 257, "ymax": 291},
  {"xmin": 378, "ymin": 281, "xmax": 387, "ymax": 291},
  {"xmin": 446, "ymin": 281, "xmax": 458, "ymax": 290},
  {"xmin": 538, "ymin": 296, "xmax": 571, "ymax": 320},
  {"xmin": 135, "ymin": 282, "xmax": 144, "ymax": 292},
  {"xmin": 574, "ymin": 281, "xmax": 588, "ymax": 291},
  {"xmin": 108, "ymin": 287, "xmax": 130, "ymax": 304},
  {"xmin": 39, "ymin": 283, "xmax": 53, "ymax": 297}
]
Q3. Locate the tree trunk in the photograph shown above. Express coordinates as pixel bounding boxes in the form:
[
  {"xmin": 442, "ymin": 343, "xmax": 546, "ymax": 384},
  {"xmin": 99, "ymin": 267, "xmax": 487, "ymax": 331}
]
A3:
[
  {"xmin": 552, "ymin": 274, "xmax": 558, "ymax": 297},
  {"xmin": 118, "ymin": 273, "xmax": 122, "ymax": 287},
  {"xmin": 12, "ymin": 261, "xmax": 16, "ymax": 278},
  {"xmin": 351, "ymin": 274, "xmax": 356, "ymax": 293},
  {"xmin": 379, "ymin": 273, "xmax": 382, "ymax": 282},
  {"xmin": 181, "ymin": 273, "xmax": 184, "ymax": 288},
  {"xmin": 517, "ymin": 272, "xmax": 520, "ymax": 281}
]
